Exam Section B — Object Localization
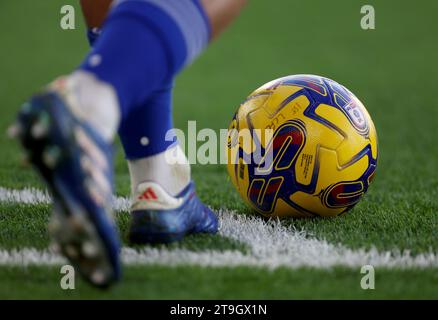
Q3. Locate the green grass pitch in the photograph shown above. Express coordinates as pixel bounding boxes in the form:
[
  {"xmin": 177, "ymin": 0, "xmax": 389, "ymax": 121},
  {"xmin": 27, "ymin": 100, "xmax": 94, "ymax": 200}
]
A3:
[{"xmin": 0, "ymin": 0, "xmax": 437, "ymax": 299}]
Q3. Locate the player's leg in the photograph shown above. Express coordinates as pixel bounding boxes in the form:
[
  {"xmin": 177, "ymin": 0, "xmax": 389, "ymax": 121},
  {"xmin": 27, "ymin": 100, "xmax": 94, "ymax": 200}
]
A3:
[
  {"xmin": 80, "ymin": 0, "xmax": 217, "ymax": 243},
  {"xmin": 78, "ymin": 0, "xmax": 247, "ymax": 244},
  {"xmin": 120, "ymin": 0, "xmax": 247, "ymax": 243}
]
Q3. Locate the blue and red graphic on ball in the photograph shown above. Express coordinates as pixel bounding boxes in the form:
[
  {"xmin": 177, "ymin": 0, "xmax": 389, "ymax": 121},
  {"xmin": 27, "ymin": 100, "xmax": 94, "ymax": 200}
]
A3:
[{"xmin": 247, "ymin": 120, "xmax": 306, "ymax": 213}]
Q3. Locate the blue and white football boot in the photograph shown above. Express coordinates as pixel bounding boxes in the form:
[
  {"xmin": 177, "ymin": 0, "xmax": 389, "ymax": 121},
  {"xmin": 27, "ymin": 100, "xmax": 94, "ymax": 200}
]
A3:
[
  {"xmin": 9, "ymin": 80, "xmax": 121, "ymax": 288},
  {"xmin": 129, "ymin": 181, "xmax": 219, "ymax": 244}
]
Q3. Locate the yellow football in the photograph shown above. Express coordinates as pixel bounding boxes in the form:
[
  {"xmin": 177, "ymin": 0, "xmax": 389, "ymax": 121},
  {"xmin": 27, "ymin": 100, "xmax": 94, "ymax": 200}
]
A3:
[{"xmin": 226, "ymin": 75, "xmax": 378, "ymax": 218}]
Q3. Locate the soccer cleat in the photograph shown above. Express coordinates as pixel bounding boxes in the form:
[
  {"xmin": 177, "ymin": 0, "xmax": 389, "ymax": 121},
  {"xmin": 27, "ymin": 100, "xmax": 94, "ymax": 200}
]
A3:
[
  {"xmin": 129, "ymin": 181, "xmax": 219, "ymax": 244},
  {"xmin": 10, "ymin": 90, "xmax": 121, "ymax": 288}
]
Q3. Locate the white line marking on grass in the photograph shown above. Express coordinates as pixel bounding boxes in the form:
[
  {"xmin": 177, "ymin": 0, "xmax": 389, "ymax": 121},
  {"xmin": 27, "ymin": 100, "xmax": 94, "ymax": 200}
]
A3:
[
  {"xmin": 0, "ymin": 187, "xmax": 131, "ymax": 211},
  {"xmin": 0, "ymin": 187, "xmax": 437, "ymax": 269},
  {"xmin": 0, "ymin": 187, "xmax": 51, "ymax": 205}
]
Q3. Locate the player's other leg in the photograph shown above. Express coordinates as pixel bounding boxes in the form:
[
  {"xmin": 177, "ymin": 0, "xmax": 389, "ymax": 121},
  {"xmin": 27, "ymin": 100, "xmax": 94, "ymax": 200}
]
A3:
[
  {"xmin": 9, "ymin": 73, "xmax": 121, "ymax": 288},
  {"xmin": 7, "ymin": 1, "xmax": 128, "ymax": 289}
]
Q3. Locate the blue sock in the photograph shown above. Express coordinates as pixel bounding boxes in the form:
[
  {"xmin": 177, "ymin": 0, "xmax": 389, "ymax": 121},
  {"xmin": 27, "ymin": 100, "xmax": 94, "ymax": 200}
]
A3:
[
  {"xmin": 118, "ymin": 80, "xmax": 175, "ymax": 158},
  {"xmin": 80, "ymin": 0, "xmax": 210, "ymax": 159}
]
